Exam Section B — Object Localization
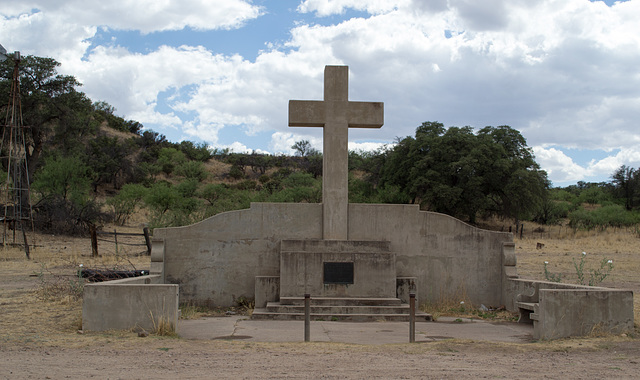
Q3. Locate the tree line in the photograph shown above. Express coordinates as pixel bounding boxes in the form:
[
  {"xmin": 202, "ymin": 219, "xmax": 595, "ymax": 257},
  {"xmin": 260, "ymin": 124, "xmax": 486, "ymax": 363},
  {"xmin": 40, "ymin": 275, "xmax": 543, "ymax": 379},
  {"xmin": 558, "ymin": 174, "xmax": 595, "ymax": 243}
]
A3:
[{"xmin": 1, "ymin": 54, "xmax": 637, "ymax": 235}]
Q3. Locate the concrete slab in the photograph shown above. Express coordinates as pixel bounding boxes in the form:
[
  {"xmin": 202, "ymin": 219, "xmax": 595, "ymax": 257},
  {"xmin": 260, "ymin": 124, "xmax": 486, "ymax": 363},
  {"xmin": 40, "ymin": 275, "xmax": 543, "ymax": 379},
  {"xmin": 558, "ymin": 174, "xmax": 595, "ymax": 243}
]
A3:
[{"xmin": 179, "ymin": 317, "xmax": 533, "ymax": 344}]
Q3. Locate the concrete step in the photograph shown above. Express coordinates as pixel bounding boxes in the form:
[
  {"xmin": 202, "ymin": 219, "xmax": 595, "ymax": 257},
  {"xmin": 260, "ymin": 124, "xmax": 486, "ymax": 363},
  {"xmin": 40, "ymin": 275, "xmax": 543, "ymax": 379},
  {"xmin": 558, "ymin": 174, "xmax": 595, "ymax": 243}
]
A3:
[
  {"xmin": 279, "ymin": 296, "xmax": 402, "ymax": 306},
  {"xmin": 252, "ymin": 308, "xmax": 433, "ymax": 322},
  {"xmin": 265, "ymin": 303, "xmax": 411, "ymax": 314},
  {"xmin": 252, "ymin": 296, "xmax": 433, "ymax": 322}
]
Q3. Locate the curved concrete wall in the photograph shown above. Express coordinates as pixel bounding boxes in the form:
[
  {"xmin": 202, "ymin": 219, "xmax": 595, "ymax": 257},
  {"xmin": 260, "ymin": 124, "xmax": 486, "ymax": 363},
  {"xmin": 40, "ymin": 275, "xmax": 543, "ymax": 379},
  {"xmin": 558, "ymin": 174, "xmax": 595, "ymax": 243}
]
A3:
[
  {"xmin": 348, "ymin": 204, "xmax": 511, "ymax": 306},
  {"xmin": 155, "ymin": 202, "xmax": 512, "ymax": 307}
]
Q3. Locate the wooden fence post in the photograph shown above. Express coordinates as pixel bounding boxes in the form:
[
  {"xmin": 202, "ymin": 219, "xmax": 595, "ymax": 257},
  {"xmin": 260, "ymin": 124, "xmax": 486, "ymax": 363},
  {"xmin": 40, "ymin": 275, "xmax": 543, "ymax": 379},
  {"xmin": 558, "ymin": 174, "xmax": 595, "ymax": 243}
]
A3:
[
  {"xmin": 143, "ymin": 226, "xmax": 152, "ymax": 255},
  {"xmin": 113, "ymin": 229, "xmax": 118, "ymax": 254},
  {"xmin": 90, "ymin": 224, "xmax": 98, "ymax": 257}
]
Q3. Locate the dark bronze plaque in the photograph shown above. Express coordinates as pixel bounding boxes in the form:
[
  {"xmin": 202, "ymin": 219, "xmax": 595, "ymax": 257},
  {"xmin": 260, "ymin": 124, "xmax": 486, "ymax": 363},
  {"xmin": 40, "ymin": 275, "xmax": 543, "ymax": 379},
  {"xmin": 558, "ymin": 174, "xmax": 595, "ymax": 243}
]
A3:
[{"xmin": 323, "ymin": 262, "xmax": 354, "ymax": 284}]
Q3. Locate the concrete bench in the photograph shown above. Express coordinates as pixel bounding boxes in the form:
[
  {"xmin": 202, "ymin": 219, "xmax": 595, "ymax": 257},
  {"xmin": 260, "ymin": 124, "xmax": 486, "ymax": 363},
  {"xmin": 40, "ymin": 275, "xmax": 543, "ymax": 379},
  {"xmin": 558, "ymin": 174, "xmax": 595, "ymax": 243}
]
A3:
[{"xmin": 511, "ymin": 279, "xmax": 633, "ymax": 340}]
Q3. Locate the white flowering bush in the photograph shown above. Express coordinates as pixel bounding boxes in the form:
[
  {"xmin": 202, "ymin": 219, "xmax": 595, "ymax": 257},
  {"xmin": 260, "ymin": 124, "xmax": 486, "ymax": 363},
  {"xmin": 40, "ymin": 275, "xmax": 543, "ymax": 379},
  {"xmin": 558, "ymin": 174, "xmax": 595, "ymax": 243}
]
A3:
[{"xmin": 544, "ymin": 252, "xmax": 614, "ymax": 286}]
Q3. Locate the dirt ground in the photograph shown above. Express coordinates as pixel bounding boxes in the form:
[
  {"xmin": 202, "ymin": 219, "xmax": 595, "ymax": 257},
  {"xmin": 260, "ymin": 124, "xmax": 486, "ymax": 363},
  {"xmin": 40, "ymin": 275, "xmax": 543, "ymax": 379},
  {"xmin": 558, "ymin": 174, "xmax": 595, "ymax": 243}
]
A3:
[{"xmin": 2, "ymin": 226, "xmax": 640, "ymax": 379}]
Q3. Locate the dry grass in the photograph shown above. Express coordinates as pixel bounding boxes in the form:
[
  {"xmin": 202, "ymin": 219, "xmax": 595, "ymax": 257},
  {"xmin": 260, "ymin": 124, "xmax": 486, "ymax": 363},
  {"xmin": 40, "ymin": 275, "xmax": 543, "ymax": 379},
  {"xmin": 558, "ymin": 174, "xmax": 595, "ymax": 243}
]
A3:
[
  {"xmin": 1, "ymin": 221, "xmax": 639, "ymax": 350},
  {"xmin": 0, "ymin": 229, "xmax": 152, "ymax": 347},
  {"xmin": 514, "ymin": 228, "xmax": 640, "ymax": 327}
]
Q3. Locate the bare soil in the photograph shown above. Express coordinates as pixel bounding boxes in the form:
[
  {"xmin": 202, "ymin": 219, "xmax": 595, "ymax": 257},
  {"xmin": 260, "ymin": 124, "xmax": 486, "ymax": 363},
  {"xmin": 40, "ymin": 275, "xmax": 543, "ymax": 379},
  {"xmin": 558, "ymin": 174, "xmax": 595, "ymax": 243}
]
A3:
[{"xmin": 2, "ymin": 225, "xmax": 640, "ymax": 379}]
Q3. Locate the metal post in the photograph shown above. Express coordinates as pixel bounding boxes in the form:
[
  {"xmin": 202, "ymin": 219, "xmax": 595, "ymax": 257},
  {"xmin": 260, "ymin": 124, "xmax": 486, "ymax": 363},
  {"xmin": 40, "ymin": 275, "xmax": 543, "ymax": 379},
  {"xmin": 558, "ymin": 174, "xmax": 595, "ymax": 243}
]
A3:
[
  {"xmin": 409, "ymin": 292, "xmax": 416, "ymax": 343},
  {"xmin": 304, "ymin": 293, "xmax": 311, "ymax": 342}
]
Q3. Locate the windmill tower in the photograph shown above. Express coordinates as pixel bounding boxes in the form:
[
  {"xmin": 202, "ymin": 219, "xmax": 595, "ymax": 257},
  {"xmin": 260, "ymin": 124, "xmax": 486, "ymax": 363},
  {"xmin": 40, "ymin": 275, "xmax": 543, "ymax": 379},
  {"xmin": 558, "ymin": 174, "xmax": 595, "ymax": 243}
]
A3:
[{"xmin": 0, "ymin": 44, "xmax": 34, "ymax": 259}]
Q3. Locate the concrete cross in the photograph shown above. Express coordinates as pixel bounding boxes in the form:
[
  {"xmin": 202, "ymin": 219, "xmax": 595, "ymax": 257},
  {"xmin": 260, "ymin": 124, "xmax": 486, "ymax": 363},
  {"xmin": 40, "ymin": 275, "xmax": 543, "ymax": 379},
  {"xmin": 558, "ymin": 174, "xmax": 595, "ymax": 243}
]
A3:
[{"xmin": 289, "ymin": 66, "xmax": 384, "ymax": 240}]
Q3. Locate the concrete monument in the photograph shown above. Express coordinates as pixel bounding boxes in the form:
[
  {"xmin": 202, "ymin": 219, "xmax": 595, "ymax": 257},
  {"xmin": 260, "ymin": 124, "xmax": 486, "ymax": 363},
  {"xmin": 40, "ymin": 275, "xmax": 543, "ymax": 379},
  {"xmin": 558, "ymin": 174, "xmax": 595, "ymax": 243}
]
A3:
[{"xmin": 83, "ymin": 65, "xmax": 633, "ymax": 339}]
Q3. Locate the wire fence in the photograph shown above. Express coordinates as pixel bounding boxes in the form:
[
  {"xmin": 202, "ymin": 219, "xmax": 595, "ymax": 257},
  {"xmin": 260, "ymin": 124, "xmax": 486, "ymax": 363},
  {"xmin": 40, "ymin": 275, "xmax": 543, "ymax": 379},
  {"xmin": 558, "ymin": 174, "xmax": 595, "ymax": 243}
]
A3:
[
  {"xmin": 498, "ymin": 224, "xmax": 640, "ymax": 240},
  {"xmin": 89, "ymin": 226, "xmax": 152, "ymax": 256}
]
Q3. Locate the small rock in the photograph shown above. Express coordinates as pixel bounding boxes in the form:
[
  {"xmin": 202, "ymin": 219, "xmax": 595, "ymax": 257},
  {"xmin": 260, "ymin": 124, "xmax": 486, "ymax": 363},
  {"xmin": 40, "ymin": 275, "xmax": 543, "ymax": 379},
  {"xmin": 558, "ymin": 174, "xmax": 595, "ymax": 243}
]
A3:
[
  {"xmin": 138, "ymin": 330, "xmax": 149, "ymax": 338},
  {"xmin": 225, "ymin": 311, "xmax": 237, "ymax": 315},
  {"xmin": 77, "ymin": 330, "xmax": 84, "ymax": 334},
  {"xmin": 480, "ymin": 304, "xmax": 489, "ymax": 312}
]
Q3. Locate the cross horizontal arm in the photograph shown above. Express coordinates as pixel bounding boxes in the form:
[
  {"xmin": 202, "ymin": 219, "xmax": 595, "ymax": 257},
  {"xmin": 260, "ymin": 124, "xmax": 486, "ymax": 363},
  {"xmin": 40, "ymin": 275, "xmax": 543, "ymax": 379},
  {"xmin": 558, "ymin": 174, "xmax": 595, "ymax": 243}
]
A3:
[
  {"xmin": 289, "ymin": 100, "xmax": 383, "ymax": 128},
  {"xmin": 289, "ymin": 100, "xmax": 325, "ymax": 127},
  {"xmin": 347, "ymin": 102, "xmax": 384, "ymax": 128}
]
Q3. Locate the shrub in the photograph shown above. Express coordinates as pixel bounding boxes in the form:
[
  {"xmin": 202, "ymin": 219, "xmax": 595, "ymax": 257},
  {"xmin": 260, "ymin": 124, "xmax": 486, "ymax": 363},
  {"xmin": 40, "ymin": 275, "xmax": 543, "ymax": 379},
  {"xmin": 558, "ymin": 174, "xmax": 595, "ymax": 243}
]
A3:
[
  {"xmin": 281, "ymin": 172, "xmax": 317, "ymax": 188},
  {"xmin": 32, "ymin": 155, "xmax": 92, "ymax": 205},
  {"xmin": 234, "ymin": 180, "xmax": 258, "ymax": 191},
  {"xmin": 175, "ymin": 179, "xmax": 199, "ymax": 198},
  {"xmin": 33, "ymin": 195, "xmax": 108, "ymax": 235},
  {"xmin": 175, "ymin": 160, "xmax": 208, "ymax": 181},
  {"xmin": 228, "ymin": 164, "xmax": 245, "ymax": 180},
  {"xmin": 568, "ymin": 204, "xmax": 640, "ymax": 230},
  {"xmin": 157, "ymin": 148, "xmax": 186, "ymax": 175},
  {"xmin": 204, "ymin": 190, "xmax": 254, "ymax": 217},
  {"xmin": 267, "ymin": 186, "xmax": 321, "ymax": 203},
  {"xmin": 199, "ymin": 183, "xmax": 231, "ymax": 205},
  {"xmin": 107, "ymin": 183, "xmax": 147, "ymax": 225}
]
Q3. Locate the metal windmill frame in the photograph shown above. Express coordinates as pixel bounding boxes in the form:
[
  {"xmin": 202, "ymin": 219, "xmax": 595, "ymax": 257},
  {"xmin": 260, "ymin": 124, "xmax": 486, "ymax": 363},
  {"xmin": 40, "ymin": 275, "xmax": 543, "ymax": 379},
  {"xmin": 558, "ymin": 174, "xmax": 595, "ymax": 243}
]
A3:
[{"xmin": 0, "ymin": 44, "xmax": 34, "ymax": 259}]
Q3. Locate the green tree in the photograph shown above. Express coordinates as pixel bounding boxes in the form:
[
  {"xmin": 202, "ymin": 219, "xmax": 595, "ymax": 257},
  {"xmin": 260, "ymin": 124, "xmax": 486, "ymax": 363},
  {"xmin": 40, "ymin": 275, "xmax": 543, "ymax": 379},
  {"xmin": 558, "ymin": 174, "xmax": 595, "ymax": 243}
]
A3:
[
  {"xmin": 31, "ymin": 155, "xmax": 103, "ymax": 234},
  {"xmin": 157, "ymin": 147, "xmax": 186, "ymax": 175},
  {"xmin": 144, "ymin": 182, "xmax": 180, "ymax": 217},
  {"xmin": 611, "ymin": 165, "xmax": 639, "ymax": 211},
  {"xmin": 379, "ymin": 122, "xmax": 548, "ymax": 224},
  {"xmin": 179, "ymin": 140, "xmax": 212, "ymax": 162},
  {"xmin": 32, "ymin": 155, "xmax": 91, "ymax": 204},
  {"xmin": 107, "ymin": 183, "xmax": 147, "ymax": 225},
  {"xmin": 292, "ymin": 140, "xmax": 319, "ymax": 157},
  {"xmin": 478, "ymin": 126, "xmax": 549, "ymax": 226},
  {"xmin": 0, "ymin": 55, "xmax": 88, "ymax": 181},
  {"xmin": 175, "ymin": 160, "xmax": 208, "ymax": 181},
  {"xmin": 199, "ymin": 183, "xmax": 231, "ymax": 205},
  {"xmin": 86, "ymin": 135, "xmax": 132, "ymax": 190}
]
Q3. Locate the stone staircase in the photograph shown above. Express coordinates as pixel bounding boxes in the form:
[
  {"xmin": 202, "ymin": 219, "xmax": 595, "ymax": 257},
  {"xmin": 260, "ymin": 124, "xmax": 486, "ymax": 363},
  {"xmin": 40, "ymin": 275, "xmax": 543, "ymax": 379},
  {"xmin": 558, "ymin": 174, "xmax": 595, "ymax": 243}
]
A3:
[{"xmin": 252, "ymin": 296, "xmax": 432, "ymax": 322}]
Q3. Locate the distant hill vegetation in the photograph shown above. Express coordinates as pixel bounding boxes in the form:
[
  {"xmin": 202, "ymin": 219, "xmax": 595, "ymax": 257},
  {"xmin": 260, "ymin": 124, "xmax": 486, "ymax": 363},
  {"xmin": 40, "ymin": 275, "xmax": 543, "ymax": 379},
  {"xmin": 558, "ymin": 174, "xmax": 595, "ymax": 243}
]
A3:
[{"xmin": 1, "ymin": 55, "xmax": 639, "ymax": 235}]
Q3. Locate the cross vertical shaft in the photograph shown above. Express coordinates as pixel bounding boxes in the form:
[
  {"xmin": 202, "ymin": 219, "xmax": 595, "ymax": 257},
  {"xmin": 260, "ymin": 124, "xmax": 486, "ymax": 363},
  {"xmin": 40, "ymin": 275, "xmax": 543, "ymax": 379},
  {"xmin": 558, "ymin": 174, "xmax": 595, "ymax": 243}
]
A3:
[{"xmin": 289, "ymin": 66, "xmax": 384, "ymax": 240}]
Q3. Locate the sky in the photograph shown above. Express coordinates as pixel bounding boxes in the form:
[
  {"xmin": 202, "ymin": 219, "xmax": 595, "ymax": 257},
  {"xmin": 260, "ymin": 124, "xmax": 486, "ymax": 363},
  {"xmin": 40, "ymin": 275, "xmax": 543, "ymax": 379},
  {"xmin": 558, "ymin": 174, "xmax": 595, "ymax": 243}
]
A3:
[{"xmin": 1, "ymin": 0, "xmax": 639, "ymax": 187}]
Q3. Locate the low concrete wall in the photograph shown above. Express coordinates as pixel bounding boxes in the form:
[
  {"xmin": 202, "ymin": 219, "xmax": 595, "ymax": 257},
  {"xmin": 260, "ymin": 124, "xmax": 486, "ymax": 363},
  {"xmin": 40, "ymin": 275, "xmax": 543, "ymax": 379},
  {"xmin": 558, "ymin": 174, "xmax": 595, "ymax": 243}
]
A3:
[
  {"xmin": 83, "ymin": 275, "xmax": 179, "ymax": 332},
  {"xmin": 538, "ymin": 288, "xmax": 634, "ymax": 340},
  {"xmin": 506, "ymin": 278, "xmax": 634, "ymax": 339},
  {"xmin": 155, "ymin": 202, "xmax": 512, "ymax": 307},
  {"xmin": 507, "ymin": 278, "xmax": 600, "ymax": 310}
]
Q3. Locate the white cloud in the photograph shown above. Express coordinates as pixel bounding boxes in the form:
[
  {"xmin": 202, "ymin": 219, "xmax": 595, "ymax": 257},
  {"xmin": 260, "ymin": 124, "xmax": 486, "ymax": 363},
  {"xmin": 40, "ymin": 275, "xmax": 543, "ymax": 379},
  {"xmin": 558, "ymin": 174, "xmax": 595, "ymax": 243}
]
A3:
[
  {"xmin": 348, "ymin": 141, "xmax": 389, "ymax": 152},
  {"xmin": 588, "ymin": 147, "xmax": 640, "ymax": 177},
  {"xmin": 220, "ymin": 141, "xmax": 269, "ymax": 154},
  {"xmin": 0, "ymin": 1, "xmax": 263, "ymax": 64},
  {"xmin": 269, "ymin": 132, "xmax": 323, "ymax": 156},
  {"xmin": 534, "ymin": 145, "xmax": 640, "ymax": 185},
  {"xmin": 4, "ymin": 0, "xmax": 640, "ymax": 185},
  {"xmin": 533, "ymin": 146, "xmax": 590, "ymax": 184},
  {"xmin": 20, "ymin": 0, "xmax": 263, "ymax": 33},
  {"xmin": 297, "ymin": 0, "xmax": 402, "ymax": 16},
  {"xmin": 449, "ymin": 0, "xmax": 509, "ymax": 31}
]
